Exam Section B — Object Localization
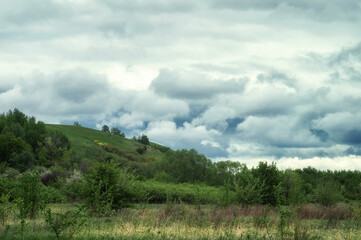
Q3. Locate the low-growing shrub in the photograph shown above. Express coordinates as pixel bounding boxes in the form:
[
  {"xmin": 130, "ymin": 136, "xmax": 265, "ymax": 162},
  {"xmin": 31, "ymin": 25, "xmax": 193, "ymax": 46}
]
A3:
[
  {"xmin": 83, "ymin": 161, "xmax": 136, "ymax": 216},
  {"xmin": 137, "ymin": 180, "xmax": 231, "ymax": 204},
  {"xmin": 0, "ymin": 194, "xmax": 12, "ymax": 226},
  {"xmin": 43, "ymin": 186, "xmax": 66, "ymax": 203},
  {"xmin": 44, "ymin": 206, "xmax": 87, "ymax": 239},
  {"xmin": 63, "ymin": 182, "xmax": 86, "ymax": 202},
  {"xmin": 15, "ymin": 173, "xmax": 45, "ymax": 219}
]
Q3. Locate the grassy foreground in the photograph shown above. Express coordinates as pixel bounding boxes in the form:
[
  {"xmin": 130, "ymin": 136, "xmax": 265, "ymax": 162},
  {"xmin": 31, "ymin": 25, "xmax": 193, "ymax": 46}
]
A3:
[{"xmin": 1, "ymin": 203, "xmax": 360, "ymax": 240}]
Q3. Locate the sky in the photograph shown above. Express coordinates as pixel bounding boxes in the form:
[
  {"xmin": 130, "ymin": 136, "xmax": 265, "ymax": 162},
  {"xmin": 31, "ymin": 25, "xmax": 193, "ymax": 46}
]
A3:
[{"xmin": 1, "ymin": 0, "xmax": 361, "ymax": 170}]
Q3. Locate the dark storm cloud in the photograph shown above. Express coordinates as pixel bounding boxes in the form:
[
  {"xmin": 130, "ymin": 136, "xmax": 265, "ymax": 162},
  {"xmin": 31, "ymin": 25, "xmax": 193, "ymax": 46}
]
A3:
[
  {"xmin": 53, "ymin": 68, "xmax": 108, "ymax": 103},
  {"xmin": 342, "ymin": 130, "xmax": 361, "ymax": 145},
  {"xmin": 150, "ymin": 69, "xmax": 247, "ymax": 100},
  {"xmin": 2, "ymin": 0, "xmax": 361, "ymax": 169}
]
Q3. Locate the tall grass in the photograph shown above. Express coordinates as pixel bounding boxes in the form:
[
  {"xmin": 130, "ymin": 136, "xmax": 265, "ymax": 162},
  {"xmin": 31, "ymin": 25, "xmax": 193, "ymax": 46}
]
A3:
[{"xmin": 1, "ymin": 203, "xmax": 360, "ymax": 240}]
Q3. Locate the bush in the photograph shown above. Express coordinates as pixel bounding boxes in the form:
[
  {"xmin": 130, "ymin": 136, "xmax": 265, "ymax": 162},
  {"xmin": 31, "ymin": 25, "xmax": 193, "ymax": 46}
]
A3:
[
  {"xmin": 15, "ymin": 173, "xmax": 45, "ymax": 219},
  {"xmin": 44, "ymin": 206, "xmax": 87, "ymax": 239},
  {"xmin": 137, "ymin": 180, "xmax": 229, "ymax": 204},
  {"xmin": 316, "ymin": 180, "xmax": 342, "ymax": 207},
  {"xmin": 0, "ymin": 194, "xmax": 12, "ymax": 226},
  {"xmin": 63, "ymin": 182, "xmax": 86, "ymax": 202},
  {"xmin": 137, "ymin": 134, "xmax": 150, "ymax": 145},
  {"xmin": 235, "ymin": 177, "xmax": 264, "ymax": 206},
  {"xmin": 83, "ymin": 161, "xmax": 136, "ymax": 216},
  {"xmin": 136, "ymin": 146, "xmax": 147, "ymax": 154},
  {"xmin": 43, "ymin": 186, "xmax": 66, "ymax": 203}
]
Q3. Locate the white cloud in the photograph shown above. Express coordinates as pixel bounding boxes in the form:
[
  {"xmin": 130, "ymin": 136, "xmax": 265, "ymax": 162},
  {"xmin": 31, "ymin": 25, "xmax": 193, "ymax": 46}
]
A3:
[
  {"xmin": 2, "ymin": 0, "xmax": 361, "ymax": 169},
  {"xmin": 217, "ymin": 155, "xmax": 361, "ymax": 171}
]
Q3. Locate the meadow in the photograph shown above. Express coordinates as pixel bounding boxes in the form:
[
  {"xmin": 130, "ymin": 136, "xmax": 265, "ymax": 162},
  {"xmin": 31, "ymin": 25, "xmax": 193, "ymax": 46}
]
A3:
[{"xmin": 1, "ymin": 203, "xmax": 361, "ymax": 240}]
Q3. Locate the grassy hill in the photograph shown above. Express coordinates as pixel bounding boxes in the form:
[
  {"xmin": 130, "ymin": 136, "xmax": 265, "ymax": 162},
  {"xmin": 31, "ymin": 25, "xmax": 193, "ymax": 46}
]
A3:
[{"xmin": 46, "ymin": 124, "xmax": 168, "ymax": 174}]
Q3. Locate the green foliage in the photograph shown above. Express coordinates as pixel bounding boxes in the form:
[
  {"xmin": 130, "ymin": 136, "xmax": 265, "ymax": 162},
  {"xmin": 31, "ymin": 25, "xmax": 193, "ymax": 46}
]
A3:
[
  {"xmin": 137, "ymin": 134, "xmax": 150, "ymax": 145},
  {"xmin": 217, "ymin": 182, "xmax": 235, "ymax": 207},
  {"xmin": 15, "ymin": 173, "xmax": 45, "ymax": 219},
  {"xmin": 282, "ymin": 170, "xmax": 306, "ymax": 205},
  {"xmin": 111, "ymin": 127, "xmax": 125, "ymax": 137},
  {"xmin": 8, "ymin": 150, "xmax": 35, "ymax": 172},
  {"xmin": 277, "ymin": 206, "xmax": 293, "ymax": 239},
  {"xmin": 137, "ymin": 180, "xmax": 230, "ymax": 204},
  {"xmin": 42, "ymin": 186, "xmax": 66, "ymax": 203},
  {"xmin": 235, "ymin": 173, "xmax": 264, "ymax": 206},
  {"xmin": 0, "ymin": 194, "xmax": 12, "ymax": 226},
  {"xmin": 44, "ymin": 206, "xmax": 87, "ymax": 239},
  {"xmin": 73, "ymin": 121, "xmax": 81, "ymax": 127},
  {"xmin": 101, "ymin": 125, "xmax": 110, "ymax": 133},
  {"xmin": 0, "ymin": 132, "xmax": 31, "ymax": 168},
  {"xmin": 38, "ymin": 130, "xmax": 71, "ymax": 167},
  {"xmin": 150, "ymin": 143, "xmax": 170, "ymax": 153},
  {"xmin": 315, "ymin": 180, "xmax": 342, "ymax": 207},
  {"xmin": 83, "ymin": 161, "xmax": 136, "ymax": 216},
  {"xmin": 136, "ymin": 146, "xmax": 147, "ymax": 154},
  {"xmin": 253, "ymin": 162, "xmax": 280, "ymax": 206},
  {"xmin": 156, "ymin": 149, "xmax": 213, "ymax": 184},
  {"xmin": 254, "ymin": 205, "xmax": 270, "ymax": 229},
  {"xmin": 0, "ymin": 109, "xmax": 48, "ymax": 172}
]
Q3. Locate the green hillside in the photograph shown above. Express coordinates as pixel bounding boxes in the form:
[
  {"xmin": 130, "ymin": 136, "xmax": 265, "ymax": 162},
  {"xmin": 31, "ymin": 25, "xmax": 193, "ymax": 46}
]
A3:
[{"xmin": 46, "ymin": 124, "xmax": 168, "ymax": 174}]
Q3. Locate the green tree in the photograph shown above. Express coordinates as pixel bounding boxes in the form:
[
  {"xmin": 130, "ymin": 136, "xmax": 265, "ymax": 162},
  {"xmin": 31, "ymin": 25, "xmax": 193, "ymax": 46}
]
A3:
[
  {"xmin": 101, "ymin": 125, "xmax": 110, "ymax": 133},
  {"xmin": 9, "ymin": 150, "xmax": 35, "ymax": 172},
  {"xmin": 16, "ymin": 173, "xmax": 44, "ymax": 219},
  {"xmin": 156, "ymin": 149, "xmax": 213, "ymax": 183},
  {"xmin": 83, "ymin": 161, "xmax": 135, "ymax": 216},
  {"xmin": 0, "ymin": 132, "xmax": 31, "ymax": 168},
  {"xmin": 253, "ymin": 162, "xmax": 280, "ymax": 205},
  {"xmin": 73, "ymin": 121, "xmax": 81, "ymax": 127},
  {"xmin": 281, "ymin": 170, "xmax": 305, "ymax": 205},
  {"xmin": 234, "ymin": 165, "xmax": 265, "ymax": 206},
  {"xmin": 39, "ymin": 130, "xmax": 71, "ymax": 166},
  {"xmin": 137, "ymin": 134, "xmax": 150, "ymax": 145},
  {"xmin": 110, "ymin": 127, "xmax": 124, "ymax": 137},
  {"xmin": 316, "ymin": 180, "xmax": 342, "ymax": 207}
]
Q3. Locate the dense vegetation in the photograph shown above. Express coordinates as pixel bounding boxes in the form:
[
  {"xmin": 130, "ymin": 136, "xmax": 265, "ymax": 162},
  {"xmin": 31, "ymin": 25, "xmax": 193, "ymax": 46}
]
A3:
[{"xmin": 0, "ymin": 109, "xmax": 360, "ymax": 239}]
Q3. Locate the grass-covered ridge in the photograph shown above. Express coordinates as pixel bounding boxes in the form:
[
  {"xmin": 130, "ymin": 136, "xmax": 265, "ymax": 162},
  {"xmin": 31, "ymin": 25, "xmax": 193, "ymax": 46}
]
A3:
[{"xmin": 46, "ymin": 124, "xmax": 166, "ymax": 162}]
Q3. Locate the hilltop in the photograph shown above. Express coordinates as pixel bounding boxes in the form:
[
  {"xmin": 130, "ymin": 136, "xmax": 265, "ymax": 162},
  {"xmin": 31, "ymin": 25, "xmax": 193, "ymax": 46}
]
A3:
[{"xmin": 46, "ymin": 124, "xmax": 169, "ymax": 176}]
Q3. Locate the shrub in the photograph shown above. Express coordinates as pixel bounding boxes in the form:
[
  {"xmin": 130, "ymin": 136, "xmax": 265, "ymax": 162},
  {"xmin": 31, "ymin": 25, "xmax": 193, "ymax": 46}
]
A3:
[
  {"xmin": 83, "ymin": 161, "xmax": 136, "ymax": 216},
  {"xmin": 137, "ymin": 134, "xmax": 150, "ymax": 145},
  {"xmin": 15, "ymin": 173, "xmax": 45, "ymax": 219},
  {"xmin": 44, "ymin": 206, "xmax": 87, "ymax": 239},
  {"xmin": 136, "ymin": 146, "xmax": 147, "ymax": 154},
  {"xmin": 43, "ymin": 186, "xmax": 66, "ymax": 203},
  {"xmin": 316, "ymin": 180, "xmax": 342, "ymax": 207},
  {"xmin": 63, "ymin": 182, "xmax": 86, "ymax": 202},
  {"xmin": 235, "ymin": 176, "xmax": 264, "ymax": 206},
  {"xmin": 0, "ymin": 194, "xmax": 12, "ymax": 226}
]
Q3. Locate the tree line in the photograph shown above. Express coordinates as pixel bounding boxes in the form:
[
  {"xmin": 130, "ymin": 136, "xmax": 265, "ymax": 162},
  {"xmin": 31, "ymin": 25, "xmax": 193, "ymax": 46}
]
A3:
[{"xmin": 0, "ymin": 109, "xmax": 360, "ymax": 218}]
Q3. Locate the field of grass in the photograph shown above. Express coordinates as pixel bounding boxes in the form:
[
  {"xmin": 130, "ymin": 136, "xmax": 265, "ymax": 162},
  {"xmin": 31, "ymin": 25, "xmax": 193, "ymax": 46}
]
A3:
[
  {"xmin": 46, "ymin": 124, "xmax": 166, "ymax": 162},
  {"xmin": 1, "ymin": 203, "xmax": 360, "ymax": 240}
]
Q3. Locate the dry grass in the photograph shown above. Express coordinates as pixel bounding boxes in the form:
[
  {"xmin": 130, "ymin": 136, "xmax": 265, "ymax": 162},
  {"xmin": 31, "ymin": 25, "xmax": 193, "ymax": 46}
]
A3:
[{"xmin": 1, "ymin": 203, "xmax": 360, "ymax": 240}]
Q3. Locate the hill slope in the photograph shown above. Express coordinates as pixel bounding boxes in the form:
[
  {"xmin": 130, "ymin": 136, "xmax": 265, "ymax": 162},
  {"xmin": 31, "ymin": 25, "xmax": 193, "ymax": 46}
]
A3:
[{"xmin": 46, "ymin": 125, "xmax": 167, "ymax": 170}]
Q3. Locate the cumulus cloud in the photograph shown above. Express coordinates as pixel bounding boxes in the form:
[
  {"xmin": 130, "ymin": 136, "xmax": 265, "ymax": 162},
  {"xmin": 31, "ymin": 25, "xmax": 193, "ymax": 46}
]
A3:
[
  {"xmin": 144, "ymin": 121, "xmax": 227, "ymax": 157},
  {"xmin": 2, "ymin": 0, "xmax": 361, "ymax": 169},
  {"xmin": 150, "ymin": 69, "xmax": 247, "ymax": 100}
]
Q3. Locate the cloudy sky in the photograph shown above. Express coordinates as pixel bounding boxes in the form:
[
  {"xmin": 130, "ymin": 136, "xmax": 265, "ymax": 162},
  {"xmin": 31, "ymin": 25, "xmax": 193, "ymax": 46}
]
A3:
[{"xmin": 2, "ymin": 0, "xmax": 361, "ymax": 170}]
